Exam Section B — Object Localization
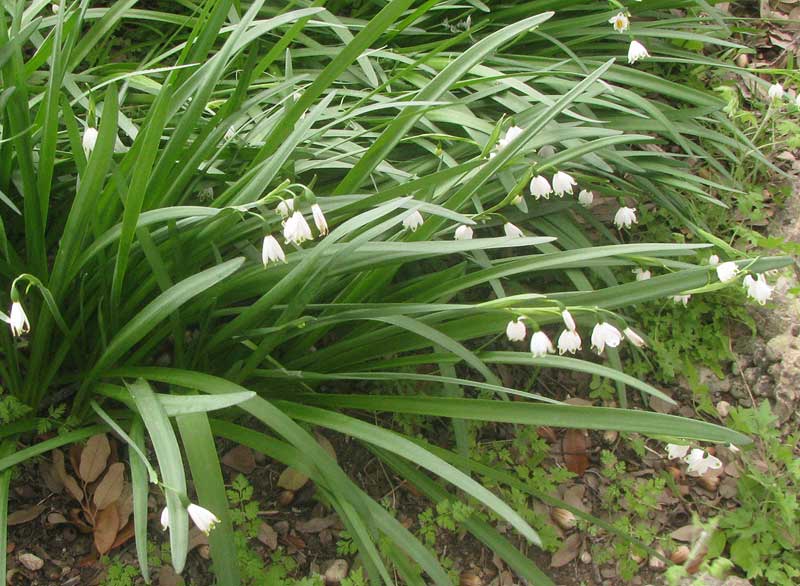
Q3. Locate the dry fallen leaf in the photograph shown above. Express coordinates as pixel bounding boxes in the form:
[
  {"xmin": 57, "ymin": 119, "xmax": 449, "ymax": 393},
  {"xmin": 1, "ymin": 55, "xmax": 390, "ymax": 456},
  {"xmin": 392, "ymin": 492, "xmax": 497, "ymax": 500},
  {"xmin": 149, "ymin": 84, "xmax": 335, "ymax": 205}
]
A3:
[
  {"xmin": 7, "ymin": 505, "xmax": 46, "ymax": 526},
  {"xmin": 296, "ymin": 515, "xmax": 337, "ymax": 534},
  {"xmin": 670, "ymin": 524, "xmax": 702, "ymax": 543},
  {"xmin": 562, "ymin": 484, "xmax": 589, "ymax": 513},
  {"xmin": 563, "ymin": 429, "xmax": 589, "ymax": 476},
  {"xmin": 79, "ymin": 434, "xmax": 111, "ymax": 484},
  {"xmin": 277, "ymin": 468, "xmax": 310, "ymax": 492},
  {"xmin": 258, "ymin": 522, "xmax": 278, "ymax": 550},
  {"xmin": 221, "ymin": 445, "xmax": 256, "ymax": 474},
  {"xmin": 53, "ymin": 450, "xmax": 84, "ymax": 503},
  {"xmin": 550, "ymin": 533, "xmax": 582, "ymax": 568},
  {"xmin": 94, "ymin": 502, "xmax": 120, "ymax": 555},
  {"xmin": 93, "ymin": 462, "xmax": 125, "ymax": 510}
]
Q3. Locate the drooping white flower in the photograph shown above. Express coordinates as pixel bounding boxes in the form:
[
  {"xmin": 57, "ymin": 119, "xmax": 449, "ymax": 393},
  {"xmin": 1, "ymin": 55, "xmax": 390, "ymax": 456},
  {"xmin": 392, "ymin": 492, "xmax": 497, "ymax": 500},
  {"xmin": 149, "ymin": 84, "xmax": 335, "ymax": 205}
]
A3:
[
  {"xmin": 552, "ymin": 171, "xmax": 577, "ymax": 196},
  {"xmin": 768, "ymin": 82, "xmax": 784, "ymax": 101},
  {"xmin": 529, "ymin": 175, "xmax": 553, "ymax": 200},
  {"xmin": 561, "ymin": 309, "xmax": 576, "ymax": 332},
  {"xmin": 403, "ymin": 210, "xmax": 424, "ymax": 232},
  {"xmin": 9, "ymin": 301, "xmax": 30, "ymax": 336},
  {"xmin": 716, "ymin": 261, "xmax": 739, "ymax": 283},
  {"xmin": 188, "ymin": 503, "xmax": 220, "ymax": 535},
  {"xmin": 743, "ymin": 274, "xmax": 773, "ymax": 305},
  {"xmin": 261, "ymin": 235, "xmax": 286, "ymax": 267},
  {"xmin": 454, "ymin": 225, "xmax": 474, "ymax": 240},
  {"xmin": 623, "ymin": 327, "xmax": 646, "ymax": 348},
  {"xmin": 160, "ymin": 507, "xmax": 170, "ymax": 531},
  {"xmin": 530, "ymin": 331, "xmax": 554, "ymax": 357},
  {"xmin": 728, "ymin": 443, "xmax": 741, "ymax": 454},
  {"xmin": 557, "ymin": 329, "xmax": 582, "ymax": 355},
  {"xmin": 684, "ymin": 448, "xmax": 722, "ymax": 477},
  {"xmin": 590, "ymin": 322, "xmax": 623, "ymax": 354},
  {"xmin": 578, "ymin": 189, "xmax": 594, "ymax": 207},
  {"xmin": 283, "ymin": 211, "xmax": 313, "ymax": 245},
  {"xmin": 503, "ymin": 222, "xmax": 524, "ymax": 238},
  {"xmin": 276, "ymin": 199, "xmax": 294, "ymax": 218},
  {"xmin": 613, "ymin": 206, "xmax": 637, "ymax": 229},
  {"xmin": 666, "ymin": 444, "xmax": 690, "ymax": 460},
  {"xmin": 52, "ymin": 3, "xmax": 59, "ymax": 13},
  {"xmin": 82, "ymin": 127, "xmax": 98, "ymax": 157},
  {"xmin": 633, "ymin": 268, "xmax": 651, "ymax": 281},
  {"xmin": 609, "ymin": 12, "xmax": 629, "ymax": 33},
  {"xmin": 506, "ymin": 318, "xmax": 526, "ymax": 342},
  {"xmin": 311, "ymin": 204, "xmax": 328, "ymax": 236},
  {"xmin": 673, "ymin": 294, "xmax": 691, "ymax": 306},
  {"xmin": 627, "ymin": 40, "xmax": 650, "ymax": 64},
  {"xmin": 497, "ymin": 125, "xmax": 524, "ymax": 150}
]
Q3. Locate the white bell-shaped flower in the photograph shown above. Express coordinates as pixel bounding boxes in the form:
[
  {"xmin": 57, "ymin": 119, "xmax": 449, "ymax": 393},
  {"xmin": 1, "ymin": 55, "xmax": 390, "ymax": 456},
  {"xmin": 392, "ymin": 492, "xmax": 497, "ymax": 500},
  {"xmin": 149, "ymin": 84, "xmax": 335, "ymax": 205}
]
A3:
[
  {"xmin": 506, "ymin": 318, "xmax": 526, "ymax": 342},
  {"xmin": 627, "ymin": 40, "xmax": 650, "ymax": 64},
  {"xmin": 768, "ymin": 82, "xmax": 784, "ymax": 101},
  {"xmin": 557, "ymin": 329, "xmax": 582, "ymax": 355},
  {"xmin": 552, "ymin": 171, "xmax": 577, "ymax": 196},
  {"xmin": 633, "ymin": 268, "xmax": 651, "ymax": 281},
  {"xmin": 82, "ymin": 127, "xmax": 99, "ymax": 157},
  {"xmin": 561, "ymin": 309, "xmax": 576, "ymax": 332},
  {"xmin": 743, "ymin": 274, "xmax": 773, "ymax": 305},
  {"xmin": 311, "ymin": 204, "xmax": 328, "ymax": 236},
  {"xmin": 497, "ymin": 125, "xmax": 524, "ymax": 150},
  {"xmin": 614, "ymin": 206, "xmax": 637, "ymax": 229},
  {"xmin": 261, "ymin": 235, "xmax": 286, "ymax": 266},
  {"xmin": 684, "ymin": 448, "xmax": 722, "ymax": 477},
  {"xmin": 623, "ymin": 327, "xmax": 646, "ymax": 348},
  {"xmin": 590, "ymin": 322, "xmax": 623, "ymax": 354},
  {"xmin": 578, "ymin": 189, "xmax": 593, "ymax": 207},
  {"xmin": 403, "ymin": 210, "xmax": 424, "ymax": 232},
  {"xmin": 9, "ymin": 301, "xmax": 30, "ymax": 336},
  {"xmin": 708, "ymin": 254, "xmax": 720, "ymax": 266},
  {"xmin": 454, "ymin": 225, "xmax": 474, "ymax": 240},
  {"xmin": 530, "ymin": 331, "xmax": 554, "ymax": 358},
  {"xmin": 666, "ymin": 444, "xmax": 690, "ymax": 460},
  {"xmin": 283, "ymin": 211, "xmax": 313, "ymax": 245},
  {"xmin": 716, "ymin": 261, "xmax": 739, "ymax": 283},
  {"xmin": 673, "ymin": 294, "xmax": 691, "ymax": 306},
  {"xmin": 160, "ymin": 507, "xmax": 170, "ymax": 531},
  {"xmin": 529, "ymin": 175, "xmax": 553, "ymax": 200},
  {"xmin": 188, "ymin": 503, "xmax": 221, "ymax": 535},
  {"xmin": 276, "ymin": 199, "xmax": 294, "ymax": 219},
  {"xmin": 503, "ymin": 222, "xmax": 524, "ymax": 238}
]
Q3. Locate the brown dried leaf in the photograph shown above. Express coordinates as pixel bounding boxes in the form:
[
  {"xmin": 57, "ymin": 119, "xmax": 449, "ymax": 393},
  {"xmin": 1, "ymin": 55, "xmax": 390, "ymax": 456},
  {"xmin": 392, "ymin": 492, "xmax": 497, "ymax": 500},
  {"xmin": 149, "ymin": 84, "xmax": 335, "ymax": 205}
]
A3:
[
  {"xmin": 79, "ymin": 434, "xmax": 111, "ymax": 483},
  {"xmin": 296, "ymin": 515, "xmax": 337, "ymax": 534},
  {"xmin": 562, "ymin": 485, "xmax": 589, "ymax": 513},
  {"xmin": 315, "ymin": 433, "xmax": 337, "ymax": 462},
  {"xmin": 7, "ymin": 505, "xmax": 45, "ymax": 526},
  {"xmin": 670, "ymin": 524, "xmax": 702, "ymax": 543},
  {"xmin": 258, "ymin": 523, "xmax": 278, "ymax": 550},
  {"xmin": 157, "ymin": 565, "xmax": 184, "ymax": 586},
  {"xmin": 93, "ymin": 502, "xmax": 120, "ymax": 554},
  {"xmin": 111, "ymin": 521, "xmax": 135, "ymax": 550},
  {"xmin": 562, "ymin": 429, "xmax": 589, "ymax": 476},
  {"xmin": 277, "ymin": 467, "xmax": 309, "ymax": 491},
  {"xmin": 53, "ymin": 450, "xmax": 84, "ymax": 503},
  {"xmin": 39, "ymin": 461, "xmax": 63, "ymax": 494},
  {"xmin": 18, "ymin": 552, "xmax": 44, "ymax": 571},
  {"xmin": 550, "ymin": 533, "xmax": 581, "ymax": 568},
  {"xmin": 115, "ymin": 483, "xmax": 134, "ymax": 529},
  {"xmin": 93, "ymin": 463, "xmax": 125, "ymax": 510},
  {"xmin": 221, "ymin": 445, "xmax": 256, "ymax": 474},
  {"xmin": 189, "ymin": 527, "xmax": 209, "ymax": 551}
]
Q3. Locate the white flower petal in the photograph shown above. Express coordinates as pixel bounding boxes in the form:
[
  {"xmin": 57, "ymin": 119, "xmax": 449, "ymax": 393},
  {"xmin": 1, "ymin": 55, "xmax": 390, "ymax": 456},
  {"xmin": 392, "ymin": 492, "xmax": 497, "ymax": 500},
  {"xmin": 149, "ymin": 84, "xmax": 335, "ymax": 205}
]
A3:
[
  {"xmin": 402, "ymin": 210, "xmax": 424, "ymax": 232},
  {"xmin": 9, "ymin": 301, "xmax": 30, "ymax": 337},
  {"xmin": 557, "ymin": 329, "xmax": 582, "ymax": 355},
  {"xmin": 613, "ymin": 206, "xmax": 637, "ymax": 229},
  {"xmin": 503, "ymin": 222, "xmax": 524, "ymax": 238},
  {"xmin": 187, "ymin": 503, "xmax": 220, "ymax": 535},
  {"xmin": 454, "ymin": 225, "xmax": 474, "ymax": 240},
  {"xmin": 627, "ymin": 40, "xmax": 649, "ymax": 64},
  {"xmin": 311, "ymin": 204, "xmax": 328, "ymax": 236},
  {"xmin": 506, "ymin": 318, "xmax": 527, "ymax": 342},
  {"xmin": 530, "ymin": 331, "xmax": 554, "ymax": 357}
]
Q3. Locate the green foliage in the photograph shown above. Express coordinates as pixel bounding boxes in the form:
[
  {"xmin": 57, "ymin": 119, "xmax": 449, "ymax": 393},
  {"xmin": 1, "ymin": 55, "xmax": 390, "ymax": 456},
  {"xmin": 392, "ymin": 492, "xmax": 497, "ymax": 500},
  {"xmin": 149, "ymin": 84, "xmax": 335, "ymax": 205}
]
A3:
[
  {"xmin": 0, "ymin": 1, "xmax": 787, "ymax": 584},
  {"xmin": 589, "ymin": 450, "xmax": 664, "ymax": 581},
  {"xmin": 718, "ymin": 404, "xmax": 800, "ymax": 586},
  {"xmin": 99, "ymin": 556, "xmax": 139, "ymax": 586}
]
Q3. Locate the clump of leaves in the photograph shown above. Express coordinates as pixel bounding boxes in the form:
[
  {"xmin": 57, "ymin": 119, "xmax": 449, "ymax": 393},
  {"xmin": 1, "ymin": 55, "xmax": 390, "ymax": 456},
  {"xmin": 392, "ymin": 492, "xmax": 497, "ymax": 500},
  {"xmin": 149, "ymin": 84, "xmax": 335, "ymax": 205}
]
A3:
[
  {"xmin": 100, "ymin": 555, "xmax": 139, "ymax": 586},
  {"xmin": 714, "ymin": 404, "xmax": 800, "ymax": 585}
]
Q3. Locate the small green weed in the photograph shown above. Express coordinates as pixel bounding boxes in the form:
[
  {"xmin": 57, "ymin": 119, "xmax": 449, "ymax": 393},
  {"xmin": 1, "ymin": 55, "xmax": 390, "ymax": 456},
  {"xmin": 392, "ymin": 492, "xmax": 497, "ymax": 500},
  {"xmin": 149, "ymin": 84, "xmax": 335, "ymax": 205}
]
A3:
[{"xmin": 99, "ymin": 555, "xmax": 139, "ymax": 586}]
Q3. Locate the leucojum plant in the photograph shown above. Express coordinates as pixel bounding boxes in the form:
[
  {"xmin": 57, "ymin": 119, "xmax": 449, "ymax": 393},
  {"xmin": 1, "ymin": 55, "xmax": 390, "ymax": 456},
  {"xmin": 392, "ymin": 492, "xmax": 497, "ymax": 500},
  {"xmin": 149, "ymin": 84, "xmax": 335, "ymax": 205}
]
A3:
[{"xmin": 0, "ymin": 1, "xmax": 791, "ymax": 584}]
